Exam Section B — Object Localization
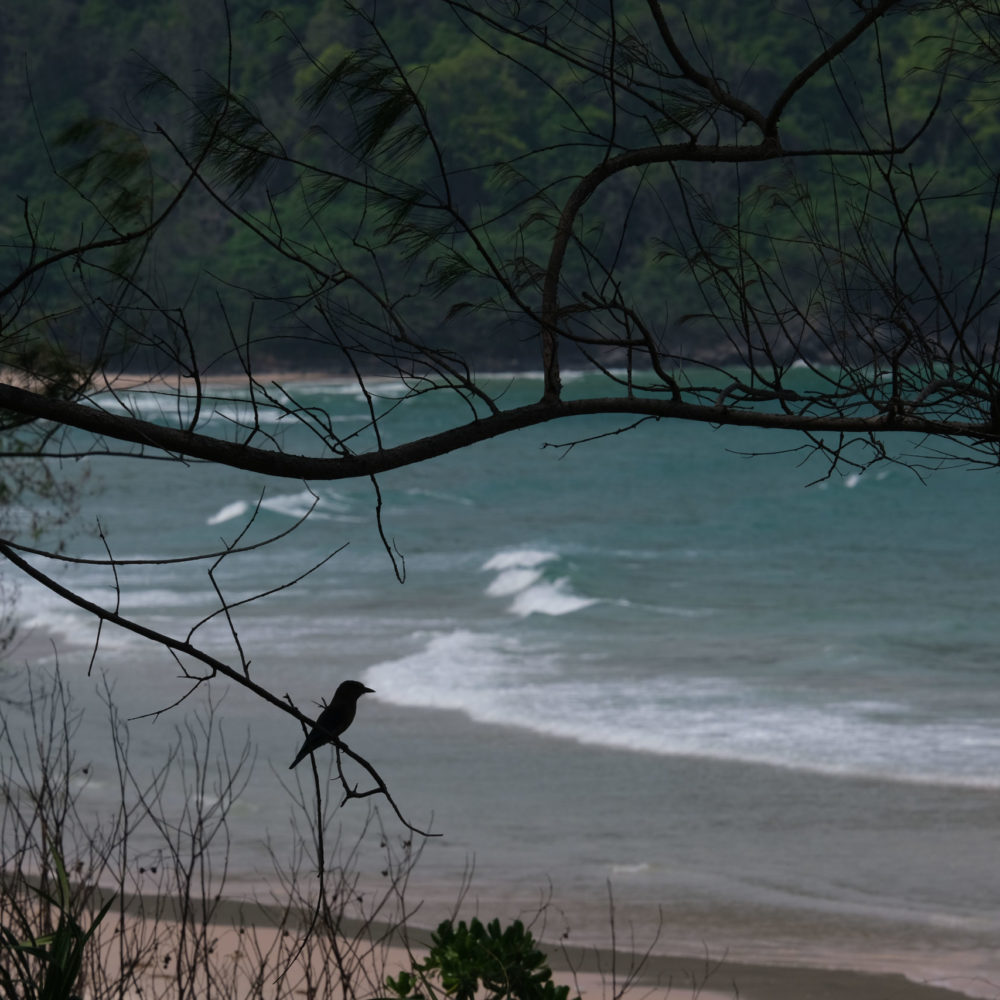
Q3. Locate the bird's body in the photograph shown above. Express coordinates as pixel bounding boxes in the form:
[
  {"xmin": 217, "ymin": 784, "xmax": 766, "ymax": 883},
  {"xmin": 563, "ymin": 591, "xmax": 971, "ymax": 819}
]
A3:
[{"xmin": 289, "ymin": 680, "xmax": 374, "ymax": 769}]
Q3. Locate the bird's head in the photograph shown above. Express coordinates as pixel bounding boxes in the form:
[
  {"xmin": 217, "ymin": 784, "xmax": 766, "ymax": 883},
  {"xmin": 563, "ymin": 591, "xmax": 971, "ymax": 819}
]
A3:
[{"xmin": 336, "ymin": 679, "xmax": 375, "ymax": 700}]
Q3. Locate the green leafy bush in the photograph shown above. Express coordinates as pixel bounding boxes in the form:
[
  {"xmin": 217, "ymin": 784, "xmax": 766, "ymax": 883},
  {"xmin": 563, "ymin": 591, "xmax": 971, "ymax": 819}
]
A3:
[{"xmin": 386, "ymin": 917, "xmax": 578, "ymax": 1000}]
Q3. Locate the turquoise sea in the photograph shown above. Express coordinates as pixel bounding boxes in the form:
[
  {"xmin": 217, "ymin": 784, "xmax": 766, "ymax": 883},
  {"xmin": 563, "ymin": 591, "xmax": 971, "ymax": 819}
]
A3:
[{"xmin": 6, "ymin": 372, "xmax": 1000, "ymax": 993}]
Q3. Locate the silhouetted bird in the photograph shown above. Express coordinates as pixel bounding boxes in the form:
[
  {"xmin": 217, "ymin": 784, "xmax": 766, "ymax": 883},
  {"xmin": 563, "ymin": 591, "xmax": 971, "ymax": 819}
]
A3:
[{"xmin": 289, "ymin": 680, "xmax": 374, "ymax": 769}]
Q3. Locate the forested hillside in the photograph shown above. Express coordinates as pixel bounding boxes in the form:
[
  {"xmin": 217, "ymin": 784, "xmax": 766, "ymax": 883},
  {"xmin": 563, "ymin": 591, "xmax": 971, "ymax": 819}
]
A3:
[{"xmin": 2, "ymin": 0, "xmax": 995, "ymax": 373}]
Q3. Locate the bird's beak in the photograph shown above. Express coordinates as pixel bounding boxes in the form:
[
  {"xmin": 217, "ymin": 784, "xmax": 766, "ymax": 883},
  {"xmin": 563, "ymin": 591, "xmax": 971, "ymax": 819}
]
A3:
[{"xmin": 363, "ymin": 685, "xmax": 375, "ymax": 693}]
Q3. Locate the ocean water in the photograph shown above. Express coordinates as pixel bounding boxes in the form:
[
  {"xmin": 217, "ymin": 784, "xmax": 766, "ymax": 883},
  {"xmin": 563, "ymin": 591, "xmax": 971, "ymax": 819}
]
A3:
[{"xmin": 4, "ymin": 372, "xmax": 1000, "ymax": 990}]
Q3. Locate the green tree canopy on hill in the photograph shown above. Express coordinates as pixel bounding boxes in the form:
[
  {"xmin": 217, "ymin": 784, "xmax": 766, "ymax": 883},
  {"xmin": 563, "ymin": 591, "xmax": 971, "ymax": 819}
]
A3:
[{"xmin": 3, "ymin": 0, "xmax": 998, "ymax": 373}]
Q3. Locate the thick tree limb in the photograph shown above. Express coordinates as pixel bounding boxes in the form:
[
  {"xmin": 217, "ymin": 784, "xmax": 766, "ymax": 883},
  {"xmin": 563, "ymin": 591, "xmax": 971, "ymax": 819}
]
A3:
[{"xmin": 0, "ymin": 381, "xmax": 994, "ymax": 484}]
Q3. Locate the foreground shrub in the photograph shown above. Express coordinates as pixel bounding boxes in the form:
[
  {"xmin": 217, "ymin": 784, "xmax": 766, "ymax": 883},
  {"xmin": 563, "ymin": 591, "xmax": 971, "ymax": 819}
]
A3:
[{"xmin": 387, "ymin": 917, "xmax": 579, "ymax": 1000}]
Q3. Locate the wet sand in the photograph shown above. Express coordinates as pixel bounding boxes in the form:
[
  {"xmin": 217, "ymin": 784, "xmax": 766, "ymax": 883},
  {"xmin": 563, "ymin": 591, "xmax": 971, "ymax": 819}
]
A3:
[{"xmin": 88, "ymin": 891, "xmax": 987, "ymax": 1000}]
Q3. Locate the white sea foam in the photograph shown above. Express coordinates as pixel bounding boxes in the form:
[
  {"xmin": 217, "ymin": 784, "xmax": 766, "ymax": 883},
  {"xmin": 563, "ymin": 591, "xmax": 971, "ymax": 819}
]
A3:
[
  {"xmin": 116, "ymin": 587, "xmax": 220, "ymax": 611},
  {"xmin": 405, "ymin": 487, "xmax": 475, "ymax": 507},
  {"xmin": 208, "ymin": 500, "xmax": 250, "ymax": 525},
  {"xmin": 364, "ymin": 630, "xmax": 560, "ymax": 720},
  {"xmin": 481, "ymin": 549, "xmax": 598, "ymax": 616},
  {"xmin": 844, "ymin": 469, "xmax": 890, "ymax": 488},
  {"xmin": 485, "ymin": 568, "xmax": 542, "ymax": 596},
  {"xmin": 610, "ymin": 862, "xmax": 651, "ymax": 875},
  {"xmin": 210, "ymin": 403, "xmax": 284, "ymax": 426},
  {"xmin": 364, "ymin": 631, "xmax": 1000, "ymax": 790},
  {"xmin": 508, "ymin": 579, "xmax": 598, "ymax": 616},
  {"xmin": 90, "ymin": 388, "xmax": 364, "ymax": 429},
  {"xmin": 482, "ymin": 549, "xmax": 557, "ymax": 571},
  {"xmin": 260, "ymin": 490, "xmax": 334, "ymax": 520},
  {"xmin": 18, "ymin": 581, "xmax": 134, "ymax": 652},
  {"xmin": 206, "ymin": 490, "xmax": 344, "ymax": 526},
  {"xmin": 89, "ymin": 391, "xmax": 188, "ymax": 419},
  {"xmin": 20, "ymin": 605, "xmax": 92, "ymax": 647}
]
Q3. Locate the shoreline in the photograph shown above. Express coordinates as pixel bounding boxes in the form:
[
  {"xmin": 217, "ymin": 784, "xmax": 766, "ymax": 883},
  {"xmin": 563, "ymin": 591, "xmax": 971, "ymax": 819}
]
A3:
[{"xmin": 84, "ymin": 888, "xmax": 989, "ymax": 1000}]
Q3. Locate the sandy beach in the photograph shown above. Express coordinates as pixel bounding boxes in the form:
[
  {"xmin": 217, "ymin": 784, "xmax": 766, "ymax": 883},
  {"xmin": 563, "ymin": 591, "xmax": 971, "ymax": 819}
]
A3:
[{"xmin": 77, "ymin": 891, "xmax": 990, "ymax": 1000}]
